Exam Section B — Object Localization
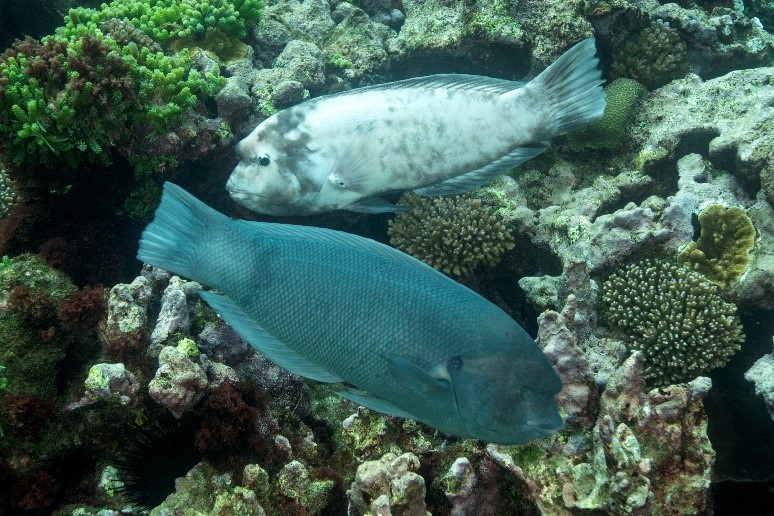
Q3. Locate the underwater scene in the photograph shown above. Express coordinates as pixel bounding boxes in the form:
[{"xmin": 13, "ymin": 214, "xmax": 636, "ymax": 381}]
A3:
[{"xmin": 1, "ymin": 0, "xmax": 773, "ymax": 514}]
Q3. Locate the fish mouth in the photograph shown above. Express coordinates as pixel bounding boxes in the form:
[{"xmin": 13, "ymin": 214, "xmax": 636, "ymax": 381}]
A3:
[
  {"xmin": 525, "ymin": 415, "xmax": 564, "ymax": 436},
  {"xmin": 226, "ymin": 183, "xmax": 299, "ymax": 207}
]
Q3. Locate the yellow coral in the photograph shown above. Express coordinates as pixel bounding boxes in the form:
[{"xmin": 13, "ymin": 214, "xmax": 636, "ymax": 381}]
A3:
[{"xmin": 678, "ymin": 204, "xmax": 756, "ymax": 289}]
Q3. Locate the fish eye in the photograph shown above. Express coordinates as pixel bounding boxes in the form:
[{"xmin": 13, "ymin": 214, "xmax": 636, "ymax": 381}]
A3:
[
  {"xmin": 449, "ymin": 356, "xmax": 463, "ymax": 370},
  {"xmin": 519, "ymin": 386, "xmax": 534, "ymax": 400},
  {"xmin": 258, "ymin": 154, "xmax": 271, "ymax": 166}
]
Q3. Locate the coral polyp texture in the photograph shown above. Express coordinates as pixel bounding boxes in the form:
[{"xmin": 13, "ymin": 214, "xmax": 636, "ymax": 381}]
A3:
[
  {"xmin": 568, "ymin": 78, "xmax": 648, "ymax": 151},
  {"xmin": 678, "ymin": 204, "xmax": 756, "ymax": 289},
  {"xmin": 0, "ymin": 165, "xmax": 19, "ymax": 219},
  {"xmin": 600, "ymin": 259, "xmax": 745, "ymax": 386},
  {"xmin": 387, "ymin": 193, "xmax": 515, "ymax": 277},
  {"xmin": 611, "ymin": 20, "xmax": 689, "ymax": 90}
]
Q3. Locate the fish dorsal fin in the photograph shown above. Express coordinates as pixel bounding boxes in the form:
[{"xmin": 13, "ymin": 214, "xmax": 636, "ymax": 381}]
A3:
[
  {"xmin": 198, "ymin": 290, "xmax": 343, "ymax": 383},
  {"xmin": 235, "ymin": 219, "xmax": 462, "ymax": 287},
  {"xmin": 336, "ymin": 388, "xmax": 416, "ymax": 419},
  {"xmin": 322, "ymin": 74, "xmax": 525, "ymax": 100},
  {"xmin": 414, "ymin": 145, "xmax": 548, "ymax": 196}
]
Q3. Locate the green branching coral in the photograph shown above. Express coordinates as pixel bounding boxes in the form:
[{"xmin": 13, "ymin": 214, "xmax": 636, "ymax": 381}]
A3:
[
  {"xmin": 611, "ymin": 20, "xmax": 689, "ymax": 90},
  {"xmin": 0, "ymin": 28, "xmax": 221, "ymax": 174},
  {"xmin": 600, "ymin": 259, "xmax": 745, "ymax": 387},
  {"xmin": 568, "ymin": 78, "xmax": 648, "ymax": 151},
  {"xmin": 387, "ymin": 193, "xmax": 515, "ymax": 277},
  {"xmin": 64, "ymin": 0, "xmax": 264, "ymax": 47},
  {"xmin": 678, "ymin": 204, "xmax": 756, "ymax": 289}
]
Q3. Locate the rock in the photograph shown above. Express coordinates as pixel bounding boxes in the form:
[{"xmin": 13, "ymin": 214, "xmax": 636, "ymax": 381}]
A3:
[
  {"xmin": 148, "ymin": 346, "xmax": 208, "ymax": 418},
  {"xmin": 537, "ymin": 305, "xmax": 598, "ymax": 424},
  {"xmin": 347, "ymin": 452, "xmax": 427, "ymax": 516},
  {"xmin": 150, "ymin": 276, "xmax": 200, "ymax": 347},
  {"xmin": 745, "ymin": 341, "xmax": 774, "ymax": 421},
  {"xmin": 101, "ymin": 275, "xmax": 151, "ymax": 352}
]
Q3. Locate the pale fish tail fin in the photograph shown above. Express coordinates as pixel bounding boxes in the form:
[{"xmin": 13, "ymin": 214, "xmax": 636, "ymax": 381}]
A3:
[
  {"xmin": 137, "ymin": 182, "xmax": 229, "ymax": 282},
  {"xmin": 529, "ymin": 38, "xmax": 606, "ymax": 136}
]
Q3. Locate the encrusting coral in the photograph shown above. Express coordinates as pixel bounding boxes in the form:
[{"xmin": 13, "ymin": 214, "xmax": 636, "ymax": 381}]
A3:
[
  {"xmin": 387, "ymin": 193, "xmax": 515, "ymax": 277},
  {"xmin": 600, "ymin": 258, "xmax": 745, "ymax": 386},
  {"xmin": 678, "ymin": 204, "xmax": 756, "ymax": 289},
  {"xmin": 611, "ymin": 20, "xmax": 689, "ymax": 90}
]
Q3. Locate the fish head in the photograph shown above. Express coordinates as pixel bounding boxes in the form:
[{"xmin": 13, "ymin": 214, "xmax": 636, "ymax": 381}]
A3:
[
  {"xmin": 447, "ymin": 346, "xmax": 564, "ymax": 444},
  {"xmin": 227, "ymin": 114, "xmax": 323, "ymax": 215}
]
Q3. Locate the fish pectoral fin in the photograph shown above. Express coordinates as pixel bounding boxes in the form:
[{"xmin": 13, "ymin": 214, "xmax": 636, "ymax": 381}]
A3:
[
  {"xmin": 413, "ymin": 145, "xmax": 548, "ymax": 196},
  {"xmin": 336, "ymin": 388, "xmax": 416, "ymax": 419},
  {"xmin": 198, "ymin": 290, "xmax": 343, "ymax": 383},
  {"xmin": 344, "ymin": 197, "xmax": 408, "ymax": 213},
  {"xmin": 387, "ymin": 355, "xmax": 451, "ymax": 393},
  {"xmin": 328, "ymin": 123, "xmax": 378, "ymax": 194}
]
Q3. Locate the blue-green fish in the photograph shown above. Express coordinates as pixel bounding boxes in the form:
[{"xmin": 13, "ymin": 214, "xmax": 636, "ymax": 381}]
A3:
[
  {"xmin": 138, "ymin": 183, "xmax": 563, "ymax": 444},
  {"xmin": 227, "ymin": 38, "xmax": 605, "ymax": 215}
]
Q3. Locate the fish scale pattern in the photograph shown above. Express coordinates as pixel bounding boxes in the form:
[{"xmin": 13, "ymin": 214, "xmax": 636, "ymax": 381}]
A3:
[{"xmin": 208, "ymin": 224, "xmax": 484, "ymax": 388}]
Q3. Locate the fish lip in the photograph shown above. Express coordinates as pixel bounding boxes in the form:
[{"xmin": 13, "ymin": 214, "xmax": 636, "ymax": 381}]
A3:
[
  {"xmin": 525, "ymin": 417, "xmax": 564, "ymax": 436},
  {"xmin": 226, "ymin": 185, "xmax": 300, "ymax": 207}
]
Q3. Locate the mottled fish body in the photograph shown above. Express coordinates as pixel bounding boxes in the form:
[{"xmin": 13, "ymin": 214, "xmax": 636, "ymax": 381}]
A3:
[
  {"xmin": 138, "ymin": 183, "xmax": 563, "ymax": 444},
  {"xmin": 228, "ymin": 38, "xmax": 605, "ymax": 215}
]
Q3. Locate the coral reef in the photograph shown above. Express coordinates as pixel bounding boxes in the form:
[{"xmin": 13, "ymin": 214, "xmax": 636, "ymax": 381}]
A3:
[
  {"xmin": 387, "ymin": 193, "xmax": 515, "ymax": 276},
  {"xmin": 611, "ymin": 20, "xmax": 689, "ymax": 89},
  {"xmin": 678, "ymin": 204, "xmax": 756, "ymax": 289},
  {"xmin": 2, "ymin": 0, "xmax": 773, "ymax": 512},
  {"xmin": 631, "ymin": 67, "xmax": 773, "ymax": 191},
  {"xmin": 600, "ymin": 258, "xmax": 745, "ymax": 386}
]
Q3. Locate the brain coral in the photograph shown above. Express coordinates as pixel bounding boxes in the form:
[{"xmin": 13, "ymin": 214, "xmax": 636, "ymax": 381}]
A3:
[
  {"xmin": 611, "ymin": 20, "xmax": 689, "ymax": 90},
  {"xmin": 678, "ymin": 204, "xmax": 756, "ymax": 289},
  {"xmin": 387, "ymin": 193, "xmax": 514, "ymax": 277},
  {"xmin": 600, "ymin": 259, "xmax": 744, "ymax": 386},
  {"xmin": 568, "ymin": 78, "xmax": 648, "ymax": 151}
]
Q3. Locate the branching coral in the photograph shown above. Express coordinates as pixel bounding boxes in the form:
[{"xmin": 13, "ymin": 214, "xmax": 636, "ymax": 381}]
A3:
[
  {"xmin": 600, "ymin": 259, "xmax": 744, "ymax": 386},
  {"xmin": 611, "ymin": 20, "xmax": 689, "ymax": 90},
  {"xmin": 678, "ymin": 204, "xmax": 756, "ymax": 289},
  {"xmin": 0, "ymin": 3, "xmax": 229, "ymax": 176},
  {"xmin": 387, "ymin": 193, "xmax": 515, "ymax": 277},
  {"xmin": 69, "ymin": 0, "xmax": 265, "ymax": 47}
]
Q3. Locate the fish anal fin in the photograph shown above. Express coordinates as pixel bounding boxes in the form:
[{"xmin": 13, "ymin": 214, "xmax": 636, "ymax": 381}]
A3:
[{"xmin": 336, "ymin": 388, "xmax": 415, "ymax": 419}]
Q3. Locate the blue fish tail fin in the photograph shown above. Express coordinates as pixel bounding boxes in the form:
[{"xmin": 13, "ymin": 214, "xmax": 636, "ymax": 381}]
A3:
[
  {"xmin": 137, "ymin": 182, "xmax": 229, "ymax": 280},
  {"xmin": 529, "ymin": 38, "xmax": 606, "ymax": 136}
]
